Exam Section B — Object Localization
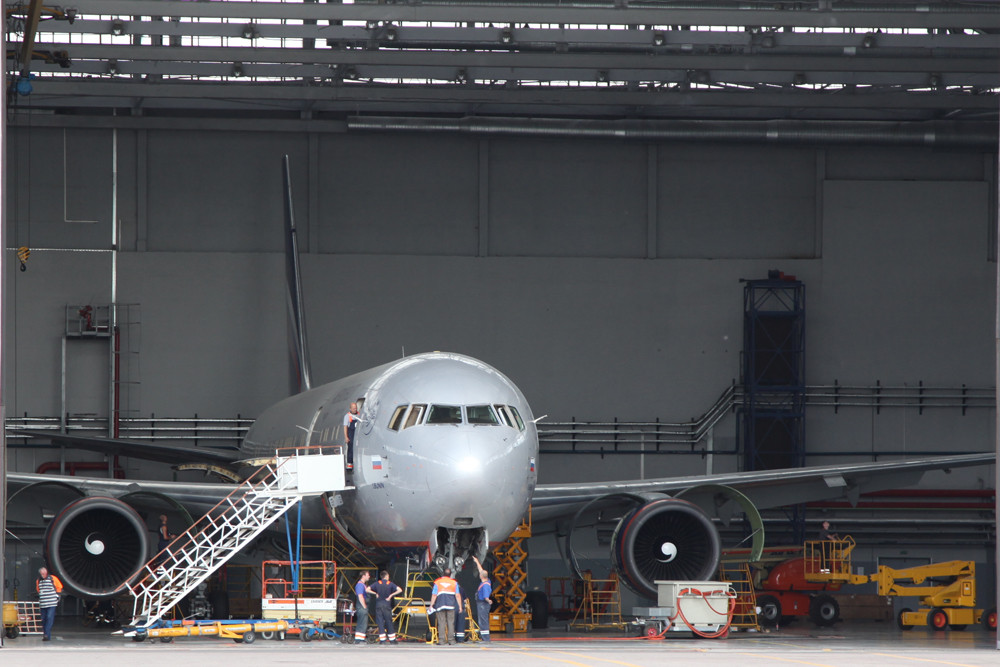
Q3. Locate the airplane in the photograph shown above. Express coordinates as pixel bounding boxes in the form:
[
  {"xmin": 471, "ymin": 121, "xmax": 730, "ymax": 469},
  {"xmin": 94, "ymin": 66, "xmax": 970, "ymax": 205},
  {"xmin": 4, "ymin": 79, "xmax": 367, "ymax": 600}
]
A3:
[{"xmin": 4, "ymin": 159, "xmax": 995, "ymax": 604}]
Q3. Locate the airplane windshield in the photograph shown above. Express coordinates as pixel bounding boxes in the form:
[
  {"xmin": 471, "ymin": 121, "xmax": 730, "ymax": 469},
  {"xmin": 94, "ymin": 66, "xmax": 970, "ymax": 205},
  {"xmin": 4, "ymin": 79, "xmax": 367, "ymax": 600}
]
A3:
[
  {"xmin": 388, "ymin": 403, "xmax": 523, "ymax": 429},
  {"xmin": 494, "ymin": 404, "xmax": 513, "ymax": 427},
  {"xmin": 426, "ymin": 405, "xmax": 462, "ymax": 424},
  {"xmin": 508, "ymin": 405, "xmax": 525, "ymax": 431},
  {"xmin": 388, "ymin": 405, "xmax": 407, "ymax": 431},
  {"xmin": 403, "ymin": 404, "xmax": 426, "ymax": 429},
  {"xmin": 467, "ymin": 405, "xmax": 499, "ymax": 425}
]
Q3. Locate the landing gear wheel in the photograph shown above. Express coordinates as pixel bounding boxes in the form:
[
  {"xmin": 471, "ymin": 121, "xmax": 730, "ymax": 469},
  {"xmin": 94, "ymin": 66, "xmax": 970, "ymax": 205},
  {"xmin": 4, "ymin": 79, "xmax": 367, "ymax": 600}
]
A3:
[
  {"xmin": 525, "ymin": 591, "xmax": 549, "ymax": 629},
  {"xmin": 756, "ymin": 595, "xmax": 781, "ymax": 627},
  {"xmin": 982, "ymin": 608, "xmax": 997, "ymax": 631},
  {"xmin": 897, "ymin": 608, "xmax": 913, "ymax": 630},
  {"xmin": 809, "ymin": 595, "xmax": 840, "ymax": 627},
  {"xmin": 927, "ymin": 607, "xmax": 949, "ymax": 631}
]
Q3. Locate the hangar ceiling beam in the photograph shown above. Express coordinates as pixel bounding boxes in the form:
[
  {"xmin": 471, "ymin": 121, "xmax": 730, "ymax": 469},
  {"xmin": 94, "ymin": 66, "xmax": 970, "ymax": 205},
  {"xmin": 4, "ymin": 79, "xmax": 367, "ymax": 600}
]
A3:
[
  {"xmin": 8, "ymin": 1, "xmax": 1000, "ymax": 121},
  {"xmin": 56, "ymin": 1, "xmax": 1000, "ymax": 31},
  {"xmin": 10, "ymin": 79, "xmax": 998, "ymax": 122}
]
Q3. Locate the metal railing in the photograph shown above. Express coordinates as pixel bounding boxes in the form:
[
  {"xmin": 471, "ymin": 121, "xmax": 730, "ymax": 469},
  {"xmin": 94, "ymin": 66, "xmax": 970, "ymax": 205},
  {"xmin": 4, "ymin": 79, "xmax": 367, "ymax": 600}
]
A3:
[{"xmin": 6, "ymin": 382, "xmax": 993, "ymax": 456}]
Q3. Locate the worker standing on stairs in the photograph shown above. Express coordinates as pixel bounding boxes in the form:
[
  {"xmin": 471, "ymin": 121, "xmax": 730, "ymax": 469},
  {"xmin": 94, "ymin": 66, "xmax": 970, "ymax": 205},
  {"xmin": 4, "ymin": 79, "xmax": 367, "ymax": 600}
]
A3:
[
  {"xmin": 354, "ymin": 571, "xmax": 373, "ymax": 644},
  {"xmin": 156, "ymin": 514, "xmax": 176, "ymax": 565},
  {"xmin": 371, "ymin": 570, "xmax": 402, "ymax": 644},
  {"xmin": 343, "ymin": 402, "xmax": 361, "ymax": 470}
]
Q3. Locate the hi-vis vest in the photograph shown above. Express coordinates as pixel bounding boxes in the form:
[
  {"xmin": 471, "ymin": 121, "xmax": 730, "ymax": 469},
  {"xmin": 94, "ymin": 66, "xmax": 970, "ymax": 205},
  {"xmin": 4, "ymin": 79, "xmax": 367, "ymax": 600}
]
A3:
[{"xmin": 433, "ymin": 577, "xmax": 458, "ymax": 609}]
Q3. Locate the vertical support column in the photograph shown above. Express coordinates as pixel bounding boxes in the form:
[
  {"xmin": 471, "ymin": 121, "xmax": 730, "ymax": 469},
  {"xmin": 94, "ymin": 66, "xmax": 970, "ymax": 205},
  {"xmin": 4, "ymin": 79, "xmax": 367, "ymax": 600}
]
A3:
[
  {"xmin": 478, "ymin": 139, "xmax": 490, "ymax": 258},
  {"xmin": 646, "ymin": 144, "xmax": 658, "ymax": 259},
  {"xmin": 993, "ymin": 131, "xmax": 1000, "ymax": 651},
  {"xmin": 136, "ymin": 129, "xmax": 148, "ymax": 251},
  {"xmin": 814, "ymin": 150, "xmax": 825, "ymax": 259},
  {"xmin": 308, "ymin": 133, "xmax": 320, "ymax": 254},
  {"xmin": 110, "ymin": 129, "xmax": 119, "ymax": 439},
  {"xmin": 1, "ymin": 21, "xmax": 8, "ymax": 644}
]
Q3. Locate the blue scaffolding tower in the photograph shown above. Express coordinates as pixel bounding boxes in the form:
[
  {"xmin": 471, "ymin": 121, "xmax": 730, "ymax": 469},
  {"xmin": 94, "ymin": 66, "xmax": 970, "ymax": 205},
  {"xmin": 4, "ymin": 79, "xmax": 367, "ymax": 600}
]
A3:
[{"xmin": 740, "ymin": 271, "xmax": 806, "ymax": 474}]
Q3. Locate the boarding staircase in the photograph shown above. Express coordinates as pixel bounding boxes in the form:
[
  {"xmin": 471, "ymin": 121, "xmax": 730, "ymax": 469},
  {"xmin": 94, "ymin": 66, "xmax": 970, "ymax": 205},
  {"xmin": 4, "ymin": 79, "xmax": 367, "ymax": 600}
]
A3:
[{"xmin": 128, "ymin": 446, "xmax": 347, "ymax": 628}]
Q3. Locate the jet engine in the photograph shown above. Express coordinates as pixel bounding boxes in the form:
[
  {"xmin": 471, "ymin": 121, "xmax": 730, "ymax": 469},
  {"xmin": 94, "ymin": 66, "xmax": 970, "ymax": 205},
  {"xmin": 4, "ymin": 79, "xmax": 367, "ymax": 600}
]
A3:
[
  {"xmin": 611, "ymin": 497, "xmax": 721, "ymax": 600},
  {"xmin": 44, "ymin": 496, "xmax": 149, "ymax": 599}
]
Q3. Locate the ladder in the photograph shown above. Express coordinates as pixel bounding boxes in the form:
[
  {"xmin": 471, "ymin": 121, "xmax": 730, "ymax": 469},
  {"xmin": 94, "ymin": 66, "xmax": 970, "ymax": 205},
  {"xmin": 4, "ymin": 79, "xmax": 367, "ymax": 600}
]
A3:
[
  {"xmin": 129, "ymin": 446, "xmax": 346, "ymax": 627},
  {"xmin": 717, "ymin": 560, "xmax": 760, "ymax": 631},
  {"xmin": 569, "ymin": 572, "xmax": 625, "ymax": 630}
]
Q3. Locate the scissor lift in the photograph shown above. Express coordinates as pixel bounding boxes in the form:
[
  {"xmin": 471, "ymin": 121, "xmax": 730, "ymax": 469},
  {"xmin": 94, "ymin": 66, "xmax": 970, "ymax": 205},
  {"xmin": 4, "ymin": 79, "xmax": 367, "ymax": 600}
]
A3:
[
  {"xmin": 491, "ymin": 513, "xmax": 532, "ymax": 633},
  {"xmin": 124, "ymin": 446, "xmax": 348, "ymax": 638}
]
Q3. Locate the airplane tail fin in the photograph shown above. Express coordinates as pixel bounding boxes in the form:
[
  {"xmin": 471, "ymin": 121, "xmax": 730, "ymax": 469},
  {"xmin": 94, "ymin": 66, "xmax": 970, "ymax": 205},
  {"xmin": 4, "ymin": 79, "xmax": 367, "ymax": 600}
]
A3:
[{"xmin": 283, "ymin": 155, "xmax": 312, "ymax": 393}]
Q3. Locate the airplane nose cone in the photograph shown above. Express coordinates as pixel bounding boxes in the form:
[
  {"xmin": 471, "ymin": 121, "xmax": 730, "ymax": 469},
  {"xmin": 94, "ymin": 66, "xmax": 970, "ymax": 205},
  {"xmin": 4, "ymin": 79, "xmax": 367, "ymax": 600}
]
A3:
[{"xmin": 435, "ymin": 431, "xmax": 523, "ymax": 506}]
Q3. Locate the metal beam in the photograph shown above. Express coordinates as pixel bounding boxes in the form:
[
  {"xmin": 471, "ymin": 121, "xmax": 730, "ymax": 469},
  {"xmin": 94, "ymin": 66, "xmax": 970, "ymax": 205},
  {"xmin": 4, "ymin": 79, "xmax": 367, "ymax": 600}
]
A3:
[
  {"xmin": 57, "ymin": 1, "xmax": 1000, "ymax": 31},
  {"xmin": 7, "ymin": 1, "xmax": 1000, "ymax": 122}
]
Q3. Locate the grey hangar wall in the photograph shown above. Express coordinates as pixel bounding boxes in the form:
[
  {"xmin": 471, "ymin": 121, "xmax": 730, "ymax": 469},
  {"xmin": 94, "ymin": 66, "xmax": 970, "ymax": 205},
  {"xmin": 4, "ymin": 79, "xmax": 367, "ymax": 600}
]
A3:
[{"xmin": 4, "ymin": 124, "xmax": 995, "ymax": 486}]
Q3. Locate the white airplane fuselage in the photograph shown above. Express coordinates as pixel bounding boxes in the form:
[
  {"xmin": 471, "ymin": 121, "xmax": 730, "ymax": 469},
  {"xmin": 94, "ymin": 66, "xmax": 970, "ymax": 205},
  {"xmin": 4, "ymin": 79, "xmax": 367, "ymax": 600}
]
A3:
[{"xmin": 242, "ymin": 352, "xmax": 538, "ymax": 563}]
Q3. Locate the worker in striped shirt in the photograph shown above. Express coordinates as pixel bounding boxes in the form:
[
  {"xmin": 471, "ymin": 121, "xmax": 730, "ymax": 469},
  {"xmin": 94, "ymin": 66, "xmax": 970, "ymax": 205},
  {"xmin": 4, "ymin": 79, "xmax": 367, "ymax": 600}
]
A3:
[{"xmin": 36, "ymin": 567, "xmax": 63, "ymax": 641}]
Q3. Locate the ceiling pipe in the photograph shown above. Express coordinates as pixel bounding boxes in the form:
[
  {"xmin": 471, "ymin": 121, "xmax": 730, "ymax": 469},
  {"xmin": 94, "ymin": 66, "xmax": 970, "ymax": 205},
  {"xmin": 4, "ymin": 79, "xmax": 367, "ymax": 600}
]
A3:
[{"xmin": 346, "ymin": 116, "xmax": 998, "ymax": 149}]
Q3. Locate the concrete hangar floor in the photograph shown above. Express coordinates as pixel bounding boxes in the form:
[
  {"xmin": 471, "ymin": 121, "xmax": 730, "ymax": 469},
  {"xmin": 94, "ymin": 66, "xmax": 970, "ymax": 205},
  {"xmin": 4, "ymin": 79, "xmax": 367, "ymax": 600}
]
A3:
[{"xmin": 2, "ymin": 621, "xmax": 997, "ymax": 666}]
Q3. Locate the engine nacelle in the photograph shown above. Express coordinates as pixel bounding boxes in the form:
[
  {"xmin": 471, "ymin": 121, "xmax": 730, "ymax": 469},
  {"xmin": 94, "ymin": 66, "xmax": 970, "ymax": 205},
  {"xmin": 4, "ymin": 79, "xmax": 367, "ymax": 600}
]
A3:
[
  {"xmin": 611, "ymin": 498, "xmax": 721, "ymax": 600},
  {"xmin": 45, "ymin": 496, "xmax": 149, "ymax": 599}
]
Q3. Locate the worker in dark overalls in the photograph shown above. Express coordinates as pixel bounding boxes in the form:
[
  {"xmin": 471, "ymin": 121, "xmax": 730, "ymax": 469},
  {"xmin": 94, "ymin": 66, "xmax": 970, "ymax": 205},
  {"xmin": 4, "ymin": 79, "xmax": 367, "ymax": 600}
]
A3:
[
  {"xmin": 353, "ymin": 571, "xmax": 373, "ymax": 644},
  {"xmin": 371, "ymin": 570, "xmax": 402, "ymax": 644},
  {"xmin": 472, "ymin": 556, "xmax": 492, "ymax": 641}
]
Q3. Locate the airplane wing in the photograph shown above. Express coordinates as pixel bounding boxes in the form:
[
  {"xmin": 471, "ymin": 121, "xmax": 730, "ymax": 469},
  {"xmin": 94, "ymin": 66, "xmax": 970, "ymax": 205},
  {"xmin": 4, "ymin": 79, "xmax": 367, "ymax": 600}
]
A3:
[
  {"xmin": 531, "ymin": 452, "xmax": 994, "ymax": 516},
  {"xmin": 528, "ymin": 452, "xmax": 994, "ymax": 598},
  {"xmin": 11, "ymin": 429, "xmax": 240, "ymax": 466}
]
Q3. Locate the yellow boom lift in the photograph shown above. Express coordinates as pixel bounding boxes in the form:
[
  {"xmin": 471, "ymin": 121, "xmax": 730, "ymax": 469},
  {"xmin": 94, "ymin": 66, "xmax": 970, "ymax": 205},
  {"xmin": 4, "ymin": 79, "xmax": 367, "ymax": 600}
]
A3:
[{"xmin": 803, "ymin": 537, "xmax": 997, "ymax": 631}]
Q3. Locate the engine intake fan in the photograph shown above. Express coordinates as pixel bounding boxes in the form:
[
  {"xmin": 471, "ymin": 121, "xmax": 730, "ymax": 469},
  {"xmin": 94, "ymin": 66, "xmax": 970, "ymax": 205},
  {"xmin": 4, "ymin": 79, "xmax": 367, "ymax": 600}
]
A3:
[
  {"xmin": 45, "ymin": 496, "xmax": 149, "ymax": 599},
  {"xmin": 611, "ymin": 498, "xmax": 721, "ymax": 600}
]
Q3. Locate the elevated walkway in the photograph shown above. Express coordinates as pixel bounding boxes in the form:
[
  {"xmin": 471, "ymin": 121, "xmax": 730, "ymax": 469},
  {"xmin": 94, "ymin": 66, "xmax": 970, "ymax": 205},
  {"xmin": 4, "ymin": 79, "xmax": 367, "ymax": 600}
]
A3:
[{"xmin": 128, "ymin": 446, "xmax": 347, "ymax": 628}]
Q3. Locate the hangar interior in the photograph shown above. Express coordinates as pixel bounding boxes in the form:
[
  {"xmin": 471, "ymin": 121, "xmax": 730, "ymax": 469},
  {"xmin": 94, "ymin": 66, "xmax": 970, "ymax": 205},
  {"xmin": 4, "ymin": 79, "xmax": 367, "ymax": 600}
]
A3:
[{"xmin": 1, "ymin": 0, "xmax": 998, "ymax": 633}]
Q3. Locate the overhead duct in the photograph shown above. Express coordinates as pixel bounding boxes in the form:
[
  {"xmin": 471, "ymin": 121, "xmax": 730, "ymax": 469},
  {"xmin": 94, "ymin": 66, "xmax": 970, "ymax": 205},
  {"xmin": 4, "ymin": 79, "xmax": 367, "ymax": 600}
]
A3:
[{"xmin": 346, "ymin": 117, "xmax": 998, "ymax": 149}]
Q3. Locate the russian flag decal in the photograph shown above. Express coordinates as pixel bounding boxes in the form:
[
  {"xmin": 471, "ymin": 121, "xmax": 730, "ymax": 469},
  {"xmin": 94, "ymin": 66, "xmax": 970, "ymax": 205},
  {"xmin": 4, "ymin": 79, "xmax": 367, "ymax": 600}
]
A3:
[
  {"xmin": 529, "ymin": 457, "xmax": 535, "ymax": 472},
  {"xmin": 372, "ymin": 455, "xmax": 383, "ymax": 470}
]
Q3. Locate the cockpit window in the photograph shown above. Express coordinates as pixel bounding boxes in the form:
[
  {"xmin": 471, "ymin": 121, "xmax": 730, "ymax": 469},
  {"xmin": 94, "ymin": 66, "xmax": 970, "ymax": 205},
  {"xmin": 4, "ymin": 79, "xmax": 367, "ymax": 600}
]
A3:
[
  {"xmin": 426, "ymin": 405, "xmax": 462, "ymax": 424},
  {"xmin": 508, "ymin": 405, "xmax": 525, "ymax": 431},
  {"xmin": 467, "ymin": 405, "xmax": 498, "ymax": 425},
  {"xmin": 388, "ymin": 405, "xmax": 407, "ymax": 431},
  {"xmin": 403, "ymin": 404, "xmax": 426, "ymax": 429},
  {"xmin": 494, "ymin": 404, "xmax": 512, "ymax": 427}
]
